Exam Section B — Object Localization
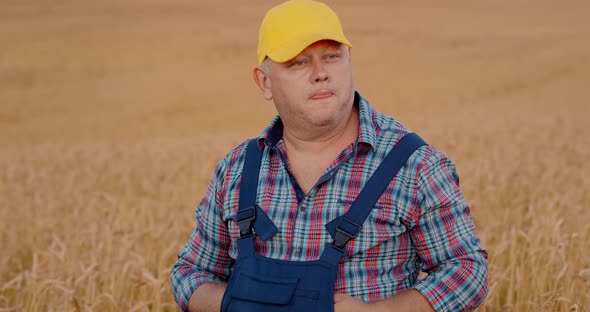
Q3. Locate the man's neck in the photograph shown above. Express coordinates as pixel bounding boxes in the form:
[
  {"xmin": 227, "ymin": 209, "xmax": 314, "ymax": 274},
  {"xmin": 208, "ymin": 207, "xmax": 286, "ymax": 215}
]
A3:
[{"xmin": 282, "ymin": 106, "xmax": 360, "ymax": 156}]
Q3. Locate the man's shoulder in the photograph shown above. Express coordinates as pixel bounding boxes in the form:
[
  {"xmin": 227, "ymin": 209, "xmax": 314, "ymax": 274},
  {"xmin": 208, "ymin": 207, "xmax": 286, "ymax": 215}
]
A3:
[
  {"xmin": 216, "ymin": 138, "xmax": 253, "ymax": 172},
  {"xmin": 206, "ymin": 138, "xmax": 256, "ymax": 191},
  {"xmin": 357, "ymin": 94, "xmax": 411, "ymax": 150},
  {"xmin": 369, "ymin": 108, "xmax": 415, "ymax": 154},
  {"xmin": 367, "ymin": 107, "xmax": 453, "ymax": 177}
]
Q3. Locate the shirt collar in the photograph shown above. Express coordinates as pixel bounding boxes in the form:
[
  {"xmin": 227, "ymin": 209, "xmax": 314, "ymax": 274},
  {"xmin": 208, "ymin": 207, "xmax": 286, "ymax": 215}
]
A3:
[{"xmin": 258, "ymin": 91, "xmax": 377, "ymax": 150}]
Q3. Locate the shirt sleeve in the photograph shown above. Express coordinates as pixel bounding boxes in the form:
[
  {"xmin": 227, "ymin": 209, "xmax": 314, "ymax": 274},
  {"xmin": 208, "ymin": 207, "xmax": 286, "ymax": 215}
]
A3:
[
  {"xmin": 170, "ymin": 159, "xmax": 232, "ymax": 312},
  {"xmin": 410, "ymin": 147, "xmax": 488, "ymax": 312}
]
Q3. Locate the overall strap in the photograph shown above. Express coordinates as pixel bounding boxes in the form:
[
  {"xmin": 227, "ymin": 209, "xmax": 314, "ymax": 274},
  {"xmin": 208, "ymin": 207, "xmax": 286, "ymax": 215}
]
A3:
[
  {"xmin": 322, "ymin": 133, "xmax": 427, "ymax": 263},
  {"xmin": 236, "ymin": 140, "xmax": 279, "ymax": 257},
  {"xmin": 237, "ymin": 139, "xmax": 263, "ymax": 225}
]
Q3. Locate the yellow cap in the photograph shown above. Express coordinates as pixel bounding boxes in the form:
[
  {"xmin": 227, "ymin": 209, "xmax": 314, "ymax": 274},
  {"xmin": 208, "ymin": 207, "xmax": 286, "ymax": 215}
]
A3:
[{"xmin": 257, "ymin": 0, "xmax": 352, "ymax": 64}]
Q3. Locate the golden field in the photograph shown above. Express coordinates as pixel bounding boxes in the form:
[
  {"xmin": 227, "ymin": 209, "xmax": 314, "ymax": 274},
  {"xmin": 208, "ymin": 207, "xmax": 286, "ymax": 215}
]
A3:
[{"xmin": 1, "ymin": 0, "xmax": 589, "ymax": 311}]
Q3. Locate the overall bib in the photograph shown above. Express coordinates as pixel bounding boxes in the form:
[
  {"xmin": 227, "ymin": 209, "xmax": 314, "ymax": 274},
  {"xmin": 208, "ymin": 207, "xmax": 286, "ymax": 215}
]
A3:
[{"xmin": 221, "ymin": 133, "xmax": 426, "ymax": 312}]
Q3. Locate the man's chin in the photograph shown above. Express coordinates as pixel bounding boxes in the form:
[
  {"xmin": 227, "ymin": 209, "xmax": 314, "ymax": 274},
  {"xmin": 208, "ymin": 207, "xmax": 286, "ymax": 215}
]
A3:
[{"xmin": 306, "ymin": 113, "xmax": 341, "ymax": 129}]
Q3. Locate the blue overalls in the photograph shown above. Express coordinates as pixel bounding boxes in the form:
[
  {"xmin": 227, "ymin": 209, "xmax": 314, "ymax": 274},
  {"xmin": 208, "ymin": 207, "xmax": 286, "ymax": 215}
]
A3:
[{"xmin": 221, "ymin": 133, "xmax": 426, "ymax": 312}]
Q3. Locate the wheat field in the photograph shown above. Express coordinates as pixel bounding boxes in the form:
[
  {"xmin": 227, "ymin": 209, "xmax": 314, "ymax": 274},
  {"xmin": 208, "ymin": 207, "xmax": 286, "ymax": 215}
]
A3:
[{"xmin": 1, "ymin": 0, "xmax": 589, "ymax": 311}]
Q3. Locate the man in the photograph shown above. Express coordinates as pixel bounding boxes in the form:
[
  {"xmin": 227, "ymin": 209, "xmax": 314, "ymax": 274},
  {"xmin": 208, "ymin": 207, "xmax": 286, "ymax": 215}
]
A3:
[{"xmin": 171, "ymin": 1, "xmax": 488, "ymax": 311}]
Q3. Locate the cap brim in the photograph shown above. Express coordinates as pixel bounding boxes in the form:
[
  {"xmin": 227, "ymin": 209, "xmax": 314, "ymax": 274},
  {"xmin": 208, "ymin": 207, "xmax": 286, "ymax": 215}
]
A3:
[{"xmin": 263, "ymin": 32, "xmax": 352, "ymax": 64}]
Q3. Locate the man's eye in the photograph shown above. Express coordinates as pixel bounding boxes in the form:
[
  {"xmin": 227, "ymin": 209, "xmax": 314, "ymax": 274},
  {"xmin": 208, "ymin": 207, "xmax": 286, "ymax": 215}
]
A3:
[{"xmin": 289, "ymin": 59, "xmax": 307, "ymax": 68}]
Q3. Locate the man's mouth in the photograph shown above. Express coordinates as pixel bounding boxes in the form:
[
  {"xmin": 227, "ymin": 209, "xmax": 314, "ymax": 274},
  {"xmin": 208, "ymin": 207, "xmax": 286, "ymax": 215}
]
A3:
[{"xmin": 310, "ymin": 91, "xmax": 334, "ymax": 100}]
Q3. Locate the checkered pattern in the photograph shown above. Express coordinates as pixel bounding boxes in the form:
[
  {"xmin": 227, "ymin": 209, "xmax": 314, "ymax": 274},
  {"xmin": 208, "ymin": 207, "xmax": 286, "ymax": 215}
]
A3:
[{"xmin": 171, "ymin": 93, "xmax": 488, "ymax": 312}]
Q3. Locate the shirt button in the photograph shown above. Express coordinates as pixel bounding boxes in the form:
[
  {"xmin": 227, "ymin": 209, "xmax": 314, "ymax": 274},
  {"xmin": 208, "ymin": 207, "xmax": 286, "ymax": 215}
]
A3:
[{"xmin": 299, "ymin": 205, "xmax": 307, "ymax": 212}]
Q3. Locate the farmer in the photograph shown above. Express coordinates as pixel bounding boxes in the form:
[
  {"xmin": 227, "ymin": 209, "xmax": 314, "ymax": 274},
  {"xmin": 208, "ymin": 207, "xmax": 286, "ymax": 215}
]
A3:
[{"xmin": 171, "ymin": 0, "xmax": 488, "ymax": 311}]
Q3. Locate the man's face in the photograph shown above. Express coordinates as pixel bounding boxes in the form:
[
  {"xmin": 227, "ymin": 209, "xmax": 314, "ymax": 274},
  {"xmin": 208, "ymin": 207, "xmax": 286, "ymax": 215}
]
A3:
[{"xmin": 255, "ymin": 40, "xmax": 355, "ymax": 129}]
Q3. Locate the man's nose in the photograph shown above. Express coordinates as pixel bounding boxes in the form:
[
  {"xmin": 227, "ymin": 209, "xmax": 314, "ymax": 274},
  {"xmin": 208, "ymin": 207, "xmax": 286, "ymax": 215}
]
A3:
[{"xmin": 312, "ymin": 62, "xmax": 329, "ymax": 83}]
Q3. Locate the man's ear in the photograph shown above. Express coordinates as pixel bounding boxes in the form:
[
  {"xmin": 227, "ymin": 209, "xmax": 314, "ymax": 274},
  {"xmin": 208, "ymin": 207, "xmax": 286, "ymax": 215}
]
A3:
[{"xmin": 253, "ymin": 65, "xmax": 273, "ymax": 100}]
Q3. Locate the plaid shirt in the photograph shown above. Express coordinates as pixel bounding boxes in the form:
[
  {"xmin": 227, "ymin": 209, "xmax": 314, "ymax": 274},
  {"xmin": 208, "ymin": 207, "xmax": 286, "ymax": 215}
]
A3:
[{"xmin": 171, "ymin": 92, "xmax": 488, "ymax": 312}]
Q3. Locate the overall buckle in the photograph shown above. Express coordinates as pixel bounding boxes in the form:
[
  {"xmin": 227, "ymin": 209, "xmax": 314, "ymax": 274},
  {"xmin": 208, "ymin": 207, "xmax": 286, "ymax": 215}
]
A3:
[
  {"xmin": 236, "ymin": 206, "xmax": 256, "ymax": 238},
  {"xmin": 331, "ymin": 217, "xmax": 361, "ymax": 251}
]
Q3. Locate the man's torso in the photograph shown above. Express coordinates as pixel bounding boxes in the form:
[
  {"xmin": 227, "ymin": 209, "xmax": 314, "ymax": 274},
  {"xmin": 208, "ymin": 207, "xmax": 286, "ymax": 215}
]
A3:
[{"xmin": 214, "ymin": 94, "xmax": 437, "ymax": 302}]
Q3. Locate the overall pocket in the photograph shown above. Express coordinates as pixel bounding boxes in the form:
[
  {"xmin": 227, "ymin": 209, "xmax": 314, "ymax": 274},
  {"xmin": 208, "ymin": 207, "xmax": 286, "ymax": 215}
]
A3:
[{"xmin": 223, "ymin": 272, "xmax": 298, "ymax": 312}]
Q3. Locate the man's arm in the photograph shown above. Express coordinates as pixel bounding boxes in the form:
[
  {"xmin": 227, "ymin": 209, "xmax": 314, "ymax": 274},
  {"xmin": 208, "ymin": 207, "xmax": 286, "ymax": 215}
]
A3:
[
  {"xmin": 335, "ymin": 289, "xmax": 434, "ymax": 312},
  {"xmin": 409, "ymin": 147, "xmax": 488, "ymax": 311},
  {"xmin": 336, "ymin": 147, "xmax": 487, "ymax": 312},
  {"xmin": 171, "ymin": 159, "xmax": 233, "ymax": 312},
  {"xmin": 187, "ymin": 282, "xmax": 227, "ymax": 312}
]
